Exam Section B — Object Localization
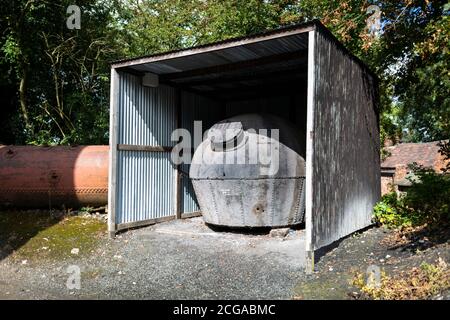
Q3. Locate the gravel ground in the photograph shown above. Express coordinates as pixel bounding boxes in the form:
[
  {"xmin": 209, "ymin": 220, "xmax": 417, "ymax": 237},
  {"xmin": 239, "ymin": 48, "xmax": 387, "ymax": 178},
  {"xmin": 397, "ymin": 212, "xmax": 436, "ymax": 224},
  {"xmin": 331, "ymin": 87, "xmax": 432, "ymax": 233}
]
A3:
[
  {"xmin": 0, "ymin": 217, "xmax": 306, "ymax": 299},
  {"xmin": 0, "ymin": 215, "xmax": 448, "ymax": 299}
]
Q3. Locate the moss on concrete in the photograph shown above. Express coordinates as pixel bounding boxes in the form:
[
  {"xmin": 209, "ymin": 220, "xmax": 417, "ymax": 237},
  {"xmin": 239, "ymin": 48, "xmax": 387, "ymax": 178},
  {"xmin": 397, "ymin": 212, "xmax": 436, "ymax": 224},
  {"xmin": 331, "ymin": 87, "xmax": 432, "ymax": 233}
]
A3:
[
  {"xmin": 293, "ymin": 274, "xmax": 356, "ymax": 300},
  {"xmin": 0, "ymin": 210, "xmax": 106, "ymax": 262}
]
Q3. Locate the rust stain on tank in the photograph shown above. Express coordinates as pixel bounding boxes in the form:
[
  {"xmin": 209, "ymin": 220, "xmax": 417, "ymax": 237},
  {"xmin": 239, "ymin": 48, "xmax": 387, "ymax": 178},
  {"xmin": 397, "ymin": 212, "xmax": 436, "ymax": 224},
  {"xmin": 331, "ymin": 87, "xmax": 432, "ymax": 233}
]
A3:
[
  {"xmin": 252, "ymin": 202, "xmax": 266, "ymax": 215},
  {"xmin": 0, "ymin": 145, "xmax": 109, "ymax": 208}
]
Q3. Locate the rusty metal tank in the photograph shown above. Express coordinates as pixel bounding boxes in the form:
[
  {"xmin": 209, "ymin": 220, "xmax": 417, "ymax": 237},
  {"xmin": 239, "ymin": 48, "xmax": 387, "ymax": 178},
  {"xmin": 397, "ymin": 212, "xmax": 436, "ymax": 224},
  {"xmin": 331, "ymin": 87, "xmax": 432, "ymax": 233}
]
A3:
[
  {"xmin": 189, "ymin": 113, "xmax": 306, "ymax": 227},
  {"xmin": 0, "ymin": 145, "xmax": 109, "ymax": 208}
]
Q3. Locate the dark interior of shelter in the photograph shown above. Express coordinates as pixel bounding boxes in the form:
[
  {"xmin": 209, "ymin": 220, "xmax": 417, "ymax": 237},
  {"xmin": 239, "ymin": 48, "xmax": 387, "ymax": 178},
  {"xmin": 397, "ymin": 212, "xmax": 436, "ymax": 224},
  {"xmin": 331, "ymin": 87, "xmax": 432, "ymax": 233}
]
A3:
[{"xmin": 119, "ymin": 31, "xmax": 310, "ymax": 157}]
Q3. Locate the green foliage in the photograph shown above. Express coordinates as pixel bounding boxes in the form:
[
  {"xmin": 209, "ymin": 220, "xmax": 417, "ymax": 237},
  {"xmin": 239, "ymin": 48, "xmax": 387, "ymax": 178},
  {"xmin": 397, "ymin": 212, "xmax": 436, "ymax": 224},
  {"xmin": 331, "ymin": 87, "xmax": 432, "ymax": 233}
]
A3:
[
  {"xmin": 403, "ymin": 163, "xmax": 450, "ymax": 224},
  {"xmin": 374, "ymin": 164, "xmax": 450, "ymax": 228},
  {"xmin": 0, "ymin": 0, "xmax": 449, "ymax": 145},
  {"xmin": 438, "ymin": 140, "xmax": 450, "ymax": 173},
  {"xmin": 0, "ymin": 0, "xmax": 119, "ymax": 145},
  {"xmin": 114, "ymin": 0, "xmax": 301, "ymax": 57},
  {"xmin": 373, "ymin": 192, "xmax": 413, "ymax": 227},
  {"xmin": 376, "ymin": 0, "xmax": 450, "ymax": 142}
]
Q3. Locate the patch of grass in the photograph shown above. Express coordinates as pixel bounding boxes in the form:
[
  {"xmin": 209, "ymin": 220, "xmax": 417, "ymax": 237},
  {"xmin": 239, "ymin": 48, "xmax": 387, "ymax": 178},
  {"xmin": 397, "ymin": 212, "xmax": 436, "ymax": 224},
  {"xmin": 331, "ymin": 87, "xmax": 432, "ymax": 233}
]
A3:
[
  {"xmin": 293, "ymin": 274, "xmax": 354, "ymax": 300},
  {"xmin": 0, "ymin": 210, "xmax": 106, "ymax": 262},
  {"xmin": 351, "ymin": 259, "xmax": 450, "ymax": 300}
]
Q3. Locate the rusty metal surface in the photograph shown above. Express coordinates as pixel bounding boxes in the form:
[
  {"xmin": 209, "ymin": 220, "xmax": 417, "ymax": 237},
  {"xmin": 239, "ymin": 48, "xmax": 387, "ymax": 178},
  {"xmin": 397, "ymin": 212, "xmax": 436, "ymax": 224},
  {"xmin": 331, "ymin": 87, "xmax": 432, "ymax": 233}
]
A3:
[
  {"xmin": 190, "ymin": 113, "xmax": 306, "ymax": 227},
  {"xmin": 0, "ymin": 145, "xmax": 108, "ymax": 208}
]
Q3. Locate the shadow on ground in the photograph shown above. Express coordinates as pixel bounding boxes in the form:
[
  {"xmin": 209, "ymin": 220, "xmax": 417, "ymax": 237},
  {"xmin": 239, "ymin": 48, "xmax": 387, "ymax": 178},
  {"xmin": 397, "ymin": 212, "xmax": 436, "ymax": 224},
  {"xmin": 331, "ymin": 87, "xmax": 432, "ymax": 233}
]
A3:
[
  {"xmin": 384, "ymin": 223, "xmax": 450, "ymax": 253},
  {"xmin": 205, "ymin": 221, "xmax": 305, "ymax": 235},
  {"xmin": 0, "ymin": 210, "xmax": 106, "ymax": 262}
]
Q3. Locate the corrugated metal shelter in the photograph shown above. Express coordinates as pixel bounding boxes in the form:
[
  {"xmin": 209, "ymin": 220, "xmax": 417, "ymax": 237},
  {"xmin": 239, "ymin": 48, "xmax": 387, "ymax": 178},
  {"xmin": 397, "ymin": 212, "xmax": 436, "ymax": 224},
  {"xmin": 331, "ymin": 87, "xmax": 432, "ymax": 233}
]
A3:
[{"xmin": 108, "ymin": 20, "xmax": 380, "ymax": 270}]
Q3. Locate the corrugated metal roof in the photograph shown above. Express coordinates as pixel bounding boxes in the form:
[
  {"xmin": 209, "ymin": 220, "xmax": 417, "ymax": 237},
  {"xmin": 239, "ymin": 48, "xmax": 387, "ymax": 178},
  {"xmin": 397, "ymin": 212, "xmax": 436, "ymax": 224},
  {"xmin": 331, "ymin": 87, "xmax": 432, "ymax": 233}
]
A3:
[
  {"xmin": 111, "ymin": 20, "xmax": 317, "ymax": 67},
  {"xmin": 115, "ymin": 31, "xmax": 309, "ymax": 78},
  {"xmin": 112, "ymin": 20, "xmax": 377, "ymax": 98}
]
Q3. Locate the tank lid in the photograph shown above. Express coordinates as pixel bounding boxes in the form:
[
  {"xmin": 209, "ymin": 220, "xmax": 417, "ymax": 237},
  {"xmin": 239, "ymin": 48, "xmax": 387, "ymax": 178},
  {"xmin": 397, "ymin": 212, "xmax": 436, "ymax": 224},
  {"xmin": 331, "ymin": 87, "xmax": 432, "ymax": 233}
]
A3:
[{"xmin": 208, "ymin": 122, "xmax": 244, "ymax": 151}]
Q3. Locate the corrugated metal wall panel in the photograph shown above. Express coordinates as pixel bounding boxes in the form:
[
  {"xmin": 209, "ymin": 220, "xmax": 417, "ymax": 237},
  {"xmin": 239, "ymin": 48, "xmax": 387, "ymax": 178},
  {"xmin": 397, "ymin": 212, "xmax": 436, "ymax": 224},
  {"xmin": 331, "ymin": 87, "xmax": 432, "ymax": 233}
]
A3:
[
  {"xmin": 180, "ymin": 164, "xmax": 198, "ymax": 214},
  {"xmin": 115, "ymin": 73, "xmax": 177, "ymax": 225},
  {"xmin": 118, "ymin": 72, "xmax": 177, "ymax": 147},
  {"xmin": 179, "ymin": 91, "xmax": 222, "ymax": 213},
  {"xmin": 181, "ymin": 91, "xmax": 223, "ymax": 132},
  {"xmin": 310, "ymin": 30, "xmax": 380, "ymax": 250},
  {"xmin": 225, "ymin": 95, "xmax": 299, "ymax": 120},
  {"xmin": 116, "ymin": 150, "xmax": 174, "ymax": 224}
]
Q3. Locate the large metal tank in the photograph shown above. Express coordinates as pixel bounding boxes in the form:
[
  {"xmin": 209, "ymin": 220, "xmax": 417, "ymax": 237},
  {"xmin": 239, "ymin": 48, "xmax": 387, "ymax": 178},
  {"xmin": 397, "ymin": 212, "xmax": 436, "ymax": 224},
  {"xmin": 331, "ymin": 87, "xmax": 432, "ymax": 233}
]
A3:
[
  {"xmin": 0, "ymin": 145, "xmax": 108, "ymax": 208},
  {"xmin": 190, "ymin": 113, "xmax": 306, "ymax": 227}
]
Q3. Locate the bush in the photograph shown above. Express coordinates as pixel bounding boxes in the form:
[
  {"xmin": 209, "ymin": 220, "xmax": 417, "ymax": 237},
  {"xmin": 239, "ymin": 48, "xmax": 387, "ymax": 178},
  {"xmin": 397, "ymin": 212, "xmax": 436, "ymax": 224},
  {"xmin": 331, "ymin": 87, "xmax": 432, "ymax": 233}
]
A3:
[
  {"xmin": 374, "ymin": 193, "xmax": 406, "ymax": 227},
  {"xmin": 403, "ymin": 163, "xmax": 450, "ymax": 225},
  {"xmin": 374, "ymin": 163, "xmax": 450, "ymax": 228},
  {"xmin": 373, "ymin": 192, "xmax": 418, "ymax": 228}
]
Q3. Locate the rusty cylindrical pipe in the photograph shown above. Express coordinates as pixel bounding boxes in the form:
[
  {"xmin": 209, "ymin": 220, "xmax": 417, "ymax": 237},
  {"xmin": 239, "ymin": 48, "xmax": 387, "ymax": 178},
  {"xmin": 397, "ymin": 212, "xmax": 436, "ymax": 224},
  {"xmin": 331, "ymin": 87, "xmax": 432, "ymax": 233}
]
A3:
[{"xmin": 0, "ymin": 145, "xmax": 109, "ymax": 208}]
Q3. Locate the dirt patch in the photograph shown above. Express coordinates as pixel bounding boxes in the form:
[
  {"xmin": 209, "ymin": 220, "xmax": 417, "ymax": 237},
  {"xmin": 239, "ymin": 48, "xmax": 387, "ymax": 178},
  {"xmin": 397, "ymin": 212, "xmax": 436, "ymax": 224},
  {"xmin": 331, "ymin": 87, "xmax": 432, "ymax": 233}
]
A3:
[
  {"xmin": 293, "ymin": 226, "xmax": 450, "ymax": 300},
  {"xmin": 380, "ymin": 223, "xmax": 450, "ymax": 253}
]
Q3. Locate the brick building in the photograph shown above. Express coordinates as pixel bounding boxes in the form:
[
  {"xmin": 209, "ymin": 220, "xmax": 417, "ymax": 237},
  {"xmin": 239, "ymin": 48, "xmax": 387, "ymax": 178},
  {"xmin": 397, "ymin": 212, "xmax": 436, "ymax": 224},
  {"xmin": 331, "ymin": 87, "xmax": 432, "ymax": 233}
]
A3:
[{"xmin": 381, "ymin": 141, "xmax": 448, "ymax": 195}]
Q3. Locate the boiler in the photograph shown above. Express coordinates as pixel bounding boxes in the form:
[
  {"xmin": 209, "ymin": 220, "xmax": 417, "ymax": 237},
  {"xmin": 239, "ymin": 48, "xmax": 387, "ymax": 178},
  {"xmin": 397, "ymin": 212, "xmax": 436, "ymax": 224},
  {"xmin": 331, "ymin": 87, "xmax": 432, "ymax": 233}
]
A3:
[{"xmin": 189, "ymin": 113, "xmax": 306, "ymax": 227}]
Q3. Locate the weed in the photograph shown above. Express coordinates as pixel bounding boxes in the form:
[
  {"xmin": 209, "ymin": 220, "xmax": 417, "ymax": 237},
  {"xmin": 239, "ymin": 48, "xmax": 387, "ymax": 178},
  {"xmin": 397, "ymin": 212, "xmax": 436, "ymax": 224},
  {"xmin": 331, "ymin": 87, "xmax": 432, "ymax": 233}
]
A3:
[{"xmin": 351, "ymin": 259, "xmax": 449, "ymax": 300}]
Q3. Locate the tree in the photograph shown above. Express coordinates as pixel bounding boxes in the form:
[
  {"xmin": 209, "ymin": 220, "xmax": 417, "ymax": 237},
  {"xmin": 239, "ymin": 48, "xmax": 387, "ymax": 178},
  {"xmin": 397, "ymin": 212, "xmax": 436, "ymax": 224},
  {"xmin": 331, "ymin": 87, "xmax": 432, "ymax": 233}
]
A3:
[
  {"xmin": 113, "ymin": 0, "xmax": 300, "ymax": 57},
  {"xmin": 282, "ymin": 0, "xmax": 449, "ymax": 143},
  {"xmin": 0, "ymin": 0, "xmax": 120, "ymax": 145},
  {"xmin": 1, "ymin": 1, "xmax": 448, "ymax": 145},
  {"xmin": 387, "ymin": 4, "xmax": 449, "ymax": 142}
]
